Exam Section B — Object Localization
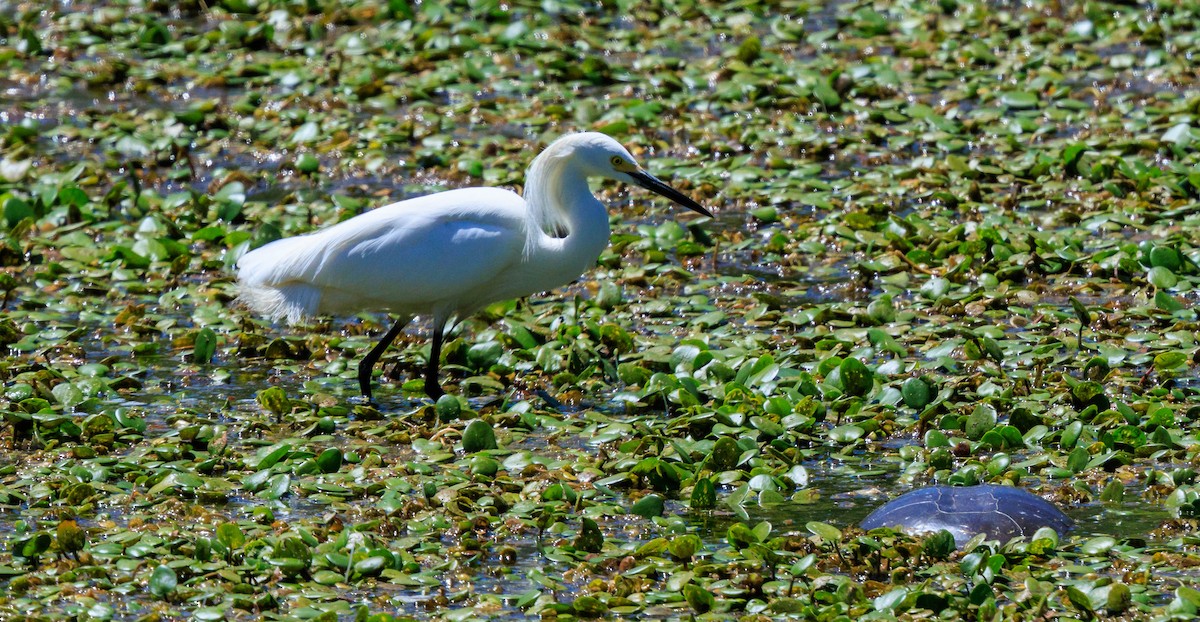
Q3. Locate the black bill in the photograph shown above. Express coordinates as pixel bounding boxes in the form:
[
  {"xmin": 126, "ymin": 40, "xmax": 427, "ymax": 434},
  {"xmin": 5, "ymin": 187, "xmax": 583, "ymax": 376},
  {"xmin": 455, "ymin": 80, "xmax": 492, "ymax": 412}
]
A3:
[{"xmin": 629, "ymin": 169, "xmax": 713, "ymax": 218}]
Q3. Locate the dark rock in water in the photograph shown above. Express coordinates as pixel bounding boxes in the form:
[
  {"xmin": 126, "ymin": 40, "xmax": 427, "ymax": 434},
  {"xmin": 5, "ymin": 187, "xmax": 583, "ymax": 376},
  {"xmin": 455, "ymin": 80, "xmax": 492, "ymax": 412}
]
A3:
[{"xmin": 860, "ymin": 484, "xmax": 1072, "ymax": 546}]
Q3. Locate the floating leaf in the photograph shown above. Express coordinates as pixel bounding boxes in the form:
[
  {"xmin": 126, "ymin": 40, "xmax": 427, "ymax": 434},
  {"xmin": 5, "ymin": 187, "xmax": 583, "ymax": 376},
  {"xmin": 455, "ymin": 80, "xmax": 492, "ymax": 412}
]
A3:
[
  {"xmin": 683, "ymin": 583, "xmax": 715, "ymax": 614},
  {"xmin": 256, "ymin": 387, "xmax": 290, "ymax": 416},
  {"xmin": 668, "ymin": 534, "xmax": 701, "ymax": 562},
  {"xmin": 839, "ymin": 357, "xmax": 873, "ymax": 397},
  {"xmin": 805, "ymin": 521, "xmax": 841, "ymax": 542},
  {"xmin": 193, "ymin": 327, "xmax": 217, "ymax": 364},
  {"xmin": 435, "ymin": 394, "xmax": 462, "ymax": 421},
  {"xmin": 690, "ymin": 477, "xmax": 717, "ymax": 509},
  {"xmin": 573, "ymin": 518, "xmax": 603, "ymax": 554},
  {"xmin": 149, "ymin": 565, "xmax": 177, "ymax": 599},
  {"xmin": 901, "ymin": 377, "xmax": 931, "ymax": 409},
  {"xmin": 999, "ymin": 91, "xmax": 1039, "ymax": 108},
  {"xmin": 462, "ymin": 420, "xmax": 497, "ymax": 453},
  {"xmin": 628, "ymin": 494, "xmax": 664, "ymax": 518}
]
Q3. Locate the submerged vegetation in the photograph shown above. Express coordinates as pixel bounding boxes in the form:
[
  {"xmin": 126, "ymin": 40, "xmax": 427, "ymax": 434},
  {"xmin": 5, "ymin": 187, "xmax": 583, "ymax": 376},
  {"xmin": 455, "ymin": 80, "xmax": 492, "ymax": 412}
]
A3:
[{"xmin": 2, "ymin": 0, "xmax": 1200, "ymax": 619}]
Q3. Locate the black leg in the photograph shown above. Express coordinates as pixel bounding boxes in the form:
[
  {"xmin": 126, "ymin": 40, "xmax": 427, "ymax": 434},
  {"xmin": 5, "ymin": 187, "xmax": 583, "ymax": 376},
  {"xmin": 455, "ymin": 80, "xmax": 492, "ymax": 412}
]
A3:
[
  {"xmin": 424, "ymin": 320, "xmax": 447, "ymax": 399},
  {"xmin": 358, "ymin": 316, "xmax": 411, "ymax": 401}
]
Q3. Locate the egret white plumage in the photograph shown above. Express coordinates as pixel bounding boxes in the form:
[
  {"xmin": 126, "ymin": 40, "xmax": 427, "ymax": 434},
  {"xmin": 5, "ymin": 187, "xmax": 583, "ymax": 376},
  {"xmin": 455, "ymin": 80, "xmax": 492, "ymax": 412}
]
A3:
[{"xmin": 236, "ymin": 132, "xmax": 711, "ymax": 400}]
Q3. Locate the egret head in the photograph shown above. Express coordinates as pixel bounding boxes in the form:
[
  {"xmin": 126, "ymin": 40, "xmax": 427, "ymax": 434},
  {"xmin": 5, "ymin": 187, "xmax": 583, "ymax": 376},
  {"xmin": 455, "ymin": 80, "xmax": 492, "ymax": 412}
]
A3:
[{"xmin": 569, "ymin": 133, "xmax": 713, "ymax": 218}]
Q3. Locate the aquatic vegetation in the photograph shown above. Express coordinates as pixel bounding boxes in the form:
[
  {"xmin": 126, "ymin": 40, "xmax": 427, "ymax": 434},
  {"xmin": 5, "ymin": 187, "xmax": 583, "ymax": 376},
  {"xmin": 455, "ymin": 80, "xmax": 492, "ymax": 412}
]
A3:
[{"xmin": 1, "ymin": 0, "xmax": 1199, "ymax": 619}]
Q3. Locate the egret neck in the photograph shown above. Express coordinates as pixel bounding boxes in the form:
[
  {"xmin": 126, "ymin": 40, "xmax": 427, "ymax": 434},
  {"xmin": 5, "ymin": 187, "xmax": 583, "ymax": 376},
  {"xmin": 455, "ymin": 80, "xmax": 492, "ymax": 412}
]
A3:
[{"xmin": 521, "ymin": 152, "xmax": 612, "ymax": 293}]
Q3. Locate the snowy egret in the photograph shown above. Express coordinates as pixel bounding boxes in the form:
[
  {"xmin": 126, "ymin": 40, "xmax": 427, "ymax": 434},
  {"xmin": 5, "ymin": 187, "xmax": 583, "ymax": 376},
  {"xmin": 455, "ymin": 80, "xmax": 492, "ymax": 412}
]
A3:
[{"xmin": 237, "ymin": 132, "xmax": 711, "ymax": 400}]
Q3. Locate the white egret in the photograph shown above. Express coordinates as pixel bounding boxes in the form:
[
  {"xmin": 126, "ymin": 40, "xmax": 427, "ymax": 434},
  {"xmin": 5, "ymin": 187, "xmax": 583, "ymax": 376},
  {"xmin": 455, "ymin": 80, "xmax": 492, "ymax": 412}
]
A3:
[{"xmin": 236, "ymin": 132, "xmax": 711, "ymax": 400}]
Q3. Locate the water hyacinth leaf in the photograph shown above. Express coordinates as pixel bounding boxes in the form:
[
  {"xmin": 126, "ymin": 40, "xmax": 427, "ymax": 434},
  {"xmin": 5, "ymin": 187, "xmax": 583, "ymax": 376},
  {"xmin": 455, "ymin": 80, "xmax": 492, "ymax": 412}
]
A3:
[
  {"xmin": 56, "ymin": 520, "xmax": 85, "ymax": 555},
  {"xmin": 806, "ymin": 521, "xmax": 841, "ymax": 542},
  {"xmin": 783, "ymin": 465, "xmax": 809, "ymax": 488},
  {"xmin": 727, "ymin": 523, "xmax": 759, "ymax": 549},
  {"xmin": 192, "ymin": 607, "xmax": 226, "ymax": 621},
  {"xmin": 263, "ymin": 474, "xmax": 291, "ymax": 499},
  {"xmin": 573, "ymin": 595, "xmax": 608, "ymax": 617},
  {"xmin": 838, "ymin": 357, "xmax": 872, "ymax": 397},
  {"xmin": 751, "ymin": 415, "xmax": 785, "ymax": 438},
  {"xmin": 668, "ymin": 534, "xmax": 701, "ymax": 562},
  {"xmin": 1162, "ymin": 123, "xmax": 1193, "ymax": 146},
  {"xmin": 113, "ymin": 407, "xmax": 148, "ymax": 432},
  {"xmin": 1070, "ymin": 381, "xmax": 1107, "ymax": 409},
  {"xmin": 631, "ymin": 457, "xmax": 684, "ymax": 492},
  {"xmin": 15, "ymin": 532, "xmax": 51, "ymax": 561},
  {"xmin": 269, "ymin": 537, "xmax": 312, "ymax": 577},
  {"xmin": 249, "ymin": 443, "xmax": 291, "ymax": 470},
  {"xmin": 594, "ymin": 281, "xmax": 622, "ymax": 310},
  {"xmin": 874, "ymin": 587, "xmax": 909, "ymax": 612},
  {"xmin": 683, "ymin": 583, "xmax": 715, "ymax": 613},
  {"xmin": 435, "ymin": 394, "xmax": 462, "ymax": 421},
  {"xmin": 751, "ymin": 206, "xmax": 779, "ymax": 223},
  {"xmin": 573, "ymin": 518, "xmax": 604, "ymax": 554},
  {"xmin": 1148, "ymin": 246, "xmax": 1183, "ymax": 271},
  {"xmin": 0, "ymin": 159, "xmax": 32, "ymax": 183},
  {"xmin": 470, "ymin": 455, "xmax": 499, "ymax": 477},
  {"xmin": 149, "ymin": 565, "xmax": 177, "ymax": 599},
  {"xmin": 709, "ymin": 436, "xmax": 740, "ymax": 471},
  {"xmin": 1100, "ymin": 582, "xmax": 1132, "ymax": 614},
  {"xmin": 1066, "ymin": 585, "xmax": 1095, "ymax": 616},
  {"xmin": 965, "ymin": 404, "xmax": 997, "ymax": 440},
  {"xmin": 462, "ymin": 420, "xmax": 497, "ymax": 452},
  {"xmin": 353, "ymin": 555, "xmax": 387, "ymax": 578},
  {"xmin": 1062, "ymin": 144, "xmax": 1087, "ymax": 174},
  {"xmin": 1029, "ymin": 526, "xmax": 1060, "ymax": 552},
  {"xmin": 867, "ymin": 294, "xmax": 895, "ymax": 324},
  {"xmin": 1100, "ymin": 480, "xmax": 1125, "ymax": 502},
  {"xmin": 193, "ymin": 327, "xmax": 217, "ymax": 364},
  {"xmin": 467, "ymin": 341, "xmax": 503, "ymax": 370},
  {"xmin": 51, "ymin": 382, "xmax": 85, "ymax": 409},
  {"xmin": 737, "ymin": 355, "xmax": 779, "ymax": 387},
  {"xmin": 1083, "ymin": 357, "xmax": 1110, "ymax": 381},
  {"xmin": 690, "ymin": 477, "xmax": 717, "ymax": 509},
  {"xmin": 256, "ymin": 387, "xmax": 290, "ymax": 416},
  {"xmin": 215, "ymin": 183, "xmax": 246, "ymax": 222},
  {"xmin": 216, "ymin": 523, "xmax": 244, "ymax": 551},
  {"xmin": 978, "ymin": 335, "xmax": 1003, "ymax": 364},
  {"xmin": 502, "ymin": 320, "xmax": 539, "ymax": 350},
  {"xmin": 543, "ymin": 482, "xmax": 578, "ymax": 503},
  {"xmin": 628, "ymin": 494, "xmax": 664, "ymax": 518},
  {"xmin": 1175, "ymin": 587, "xmax": 1200, "ymax": 613},
  {"xmin": 867, "ymin": 328, "xmax": 905, "ymax": 356},
  {"xmin": 1155, "ymin": 291, "xmax": 1185, "ymax": 312},
  {"xmin": 1154, "ymin": 351, "xmax": 1188, "ymax": 373},
  {"xmin": 901, "ymin": 377, "xmax": 931, "ymax": 409},
  {"xmin": 1068, "ymin": 297, "xmax": 1087, "ymax": 327},
  {"xmin": 295, "ymin": 153, "xmax": 320, "ymax": 174},
  {"xmin": 828, "ymin": 424, "xmax": 865, "ymax": 443},
  {"xmin": 923, "ymin": 530, "xmax": 956, "ymax": 558},
  {"xmin": 1000, "ymin": 91, "xmax": 1039, "ymax": 108},
  {"xmin": 290, "ymin": 122, "xmax": 320, "ymax": 145},
  {"xmin": 316, "ymin": 448, "xmax": 342, "ymax": 474},
  {"xmin": 813, "ymin": 78, "xmax": 841, "ymax": 110},
  {"xmin": 1067, "ymin": 447, "xmax": 1089, "ymax": 473},
  {"xmin": 1148, "ymin": 266, "xmax": 1177, "ymax": 289}
]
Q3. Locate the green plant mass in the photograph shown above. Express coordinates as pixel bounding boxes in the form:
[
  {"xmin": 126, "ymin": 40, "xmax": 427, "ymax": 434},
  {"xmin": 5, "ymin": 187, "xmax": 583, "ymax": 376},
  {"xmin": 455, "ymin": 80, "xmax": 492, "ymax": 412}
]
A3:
[{"xmin": 0, "ymin": 0, "xmax": 1198, "ymax": 619}]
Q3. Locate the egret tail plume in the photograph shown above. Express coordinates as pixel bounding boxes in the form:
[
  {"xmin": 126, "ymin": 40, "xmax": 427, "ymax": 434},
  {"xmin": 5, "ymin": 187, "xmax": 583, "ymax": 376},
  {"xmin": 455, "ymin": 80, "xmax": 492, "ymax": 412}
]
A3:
[
  {"xmin": 236, "ymin": 281, "xmax": 321, "ymax": 325},
  {"xmin": 236, "ymin": 235, "xmax": 327, "ymax": 324}
]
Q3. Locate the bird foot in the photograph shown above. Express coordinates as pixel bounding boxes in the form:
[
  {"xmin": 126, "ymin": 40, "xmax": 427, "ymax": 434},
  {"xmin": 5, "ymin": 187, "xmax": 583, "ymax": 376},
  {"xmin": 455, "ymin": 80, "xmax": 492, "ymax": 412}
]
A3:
[{"xmin": 350, "ymin": 394, "xmax": 379, "ymax": 407}]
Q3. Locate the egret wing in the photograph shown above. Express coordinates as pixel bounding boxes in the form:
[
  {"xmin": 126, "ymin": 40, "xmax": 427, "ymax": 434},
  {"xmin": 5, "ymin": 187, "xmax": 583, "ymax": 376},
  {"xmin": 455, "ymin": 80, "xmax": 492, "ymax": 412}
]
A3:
[{"xmin": 262, "ymin": 188, "xmax": 528, "ymax": 317}]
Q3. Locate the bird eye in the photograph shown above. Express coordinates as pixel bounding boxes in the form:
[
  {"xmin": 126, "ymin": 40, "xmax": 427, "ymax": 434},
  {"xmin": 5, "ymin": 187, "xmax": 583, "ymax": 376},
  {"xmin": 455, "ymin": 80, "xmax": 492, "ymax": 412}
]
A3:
[{"xmin": 610, "ymin": 156, "xmax": 624, "ymax": 167}]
